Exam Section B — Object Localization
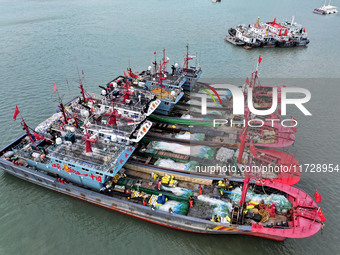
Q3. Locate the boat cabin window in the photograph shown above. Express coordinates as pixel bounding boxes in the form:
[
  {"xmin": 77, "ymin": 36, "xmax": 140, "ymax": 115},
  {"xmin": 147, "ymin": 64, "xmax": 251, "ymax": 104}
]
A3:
[{"xmin": 82, "ymin": 168, "xmax": 89, "ymax": 172}]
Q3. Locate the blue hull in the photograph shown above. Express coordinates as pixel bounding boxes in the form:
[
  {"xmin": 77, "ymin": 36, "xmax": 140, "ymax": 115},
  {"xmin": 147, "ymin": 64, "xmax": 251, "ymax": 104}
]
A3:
[{"xmin": 153, "ymin": 92, "xmax": 184, "ymax": 115}]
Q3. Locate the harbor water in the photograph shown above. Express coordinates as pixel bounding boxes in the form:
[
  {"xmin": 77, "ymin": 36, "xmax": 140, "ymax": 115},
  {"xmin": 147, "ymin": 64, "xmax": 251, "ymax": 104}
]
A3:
[{"xmin": 0, "ymin": 0, "xmax": 339, "ymax": 254}]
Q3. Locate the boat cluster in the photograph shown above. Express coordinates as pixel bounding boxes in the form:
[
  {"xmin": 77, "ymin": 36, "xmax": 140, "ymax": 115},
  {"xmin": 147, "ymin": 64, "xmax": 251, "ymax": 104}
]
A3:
[
  {"xmin": 0, "ymin": 46, "xmax": 325, "ymax": 240},
  {"xmin": 226, "ymin": 17, "xmax": 310, "ymax": 49}
]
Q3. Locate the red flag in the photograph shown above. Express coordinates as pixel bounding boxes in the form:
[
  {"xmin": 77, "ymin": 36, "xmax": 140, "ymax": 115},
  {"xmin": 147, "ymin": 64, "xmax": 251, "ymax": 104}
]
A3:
[
  {"xmin": 317, "ymin": 208, "xmax": 326, "ymax": 222},
  {"xmin": 314, "ymin": 190, "xmax": 322, "ymax": 203},
  {"xmin": 246, "ymin": 77, "xmax": 249, "ymax": 85},
  {"xmin": 53, "ymin": 82, "xmax": 58, "ymax": 93},
  {"xmin": 154, "ymin": 51, "xmax": 156, "ymax": 55},
  {"xmin": 258, "ymin": 54, "xmax": 262, "ymax": 65},
  {"xmin": 250, "ymin": 140, "xmax": 256, "ymax": 156},
  {"xmin": 13, "ymin": 105, "xmax": 20, "ymax": 120}
]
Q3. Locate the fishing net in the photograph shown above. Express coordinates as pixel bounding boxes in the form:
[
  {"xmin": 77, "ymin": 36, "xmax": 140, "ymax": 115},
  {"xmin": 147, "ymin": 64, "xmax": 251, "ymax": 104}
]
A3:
[
  {"xmin": 161, "ymin": 186, "xmax": 193, "ymax": 198},
  {"xmin": 158, "ymin": 200, "xmax": 189, "ymax": 215},
  {"xmin": 151, "ymin": 141, "xmax": 216, "ymax": 159},
  {"xmin": 229, "ymin": 187, "xmax": 292, "ymax": 212},
  {"xmin": 154, "ymin": 158, "xmax": 198, "ymax": 171},
  {"xmin": 175, "ymin": 133, "xmax": 205, "ymax": 141},
  {"xmin": 197, "ymin": 195, "xmax": 232, "ymax": 218},
  {"xmin": 216, "ymin": 147, "xmax": 235, "ymax": 162}
]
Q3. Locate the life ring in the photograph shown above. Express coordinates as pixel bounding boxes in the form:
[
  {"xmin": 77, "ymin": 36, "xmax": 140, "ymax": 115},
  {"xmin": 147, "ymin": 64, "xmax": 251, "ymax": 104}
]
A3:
[
  {"xmin": 77, "ymin": 105, "xmax": 81, "ymax": 109},
  {"xmin": 91, "ymin": 108, "xmax": 96, "ymax": 113}
]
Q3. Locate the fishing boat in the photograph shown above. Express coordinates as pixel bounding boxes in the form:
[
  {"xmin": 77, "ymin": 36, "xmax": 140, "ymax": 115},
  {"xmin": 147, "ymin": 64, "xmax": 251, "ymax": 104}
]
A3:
[
  {"xmin": 130, "ymin": 140, "xmax": 301, "ymax": 184},
  {"xmin": 98, "ymin": 76, "xmax": 161, "ymax": 122},
  {"xmin": 128, "ymin": 49, "xmax": 186, "ymax": 115},
  {"xmin": 132, "ymin": 122, "xmax": 299, "ymax": 185},
  {"xmin": 46, "ymin": 85, "xmax": 154, "ymax": 145},
  {"xmin": 0, "ymin": 132, "xmax": 323, "ymax": 240},
  {"xmin": 146, "ymin": 115, "xmax": 296, "ymax": 147},
  {"xmin": 177, "ymin": 44, "xmax": 202, "ymax": 91}
]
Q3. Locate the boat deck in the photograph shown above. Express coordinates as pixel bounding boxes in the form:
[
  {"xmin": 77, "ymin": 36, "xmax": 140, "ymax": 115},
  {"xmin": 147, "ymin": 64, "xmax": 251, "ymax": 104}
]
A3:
[
  {"xmin": 151, "ymin": 87, "xmax": 176, "ymax": 101},
  {"xmin": 48, "ymin": 134, "xmax": 126, "ymax": 172}
]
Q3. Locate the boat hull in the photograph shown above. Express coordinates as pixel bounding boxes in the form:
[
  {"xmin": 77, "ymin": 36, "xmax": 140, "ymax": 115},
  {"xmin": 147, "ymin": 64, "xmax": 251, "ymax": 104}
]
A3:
[{"xmin": 0, "ymin": 158, "xmax": 289, "ymax": 239}]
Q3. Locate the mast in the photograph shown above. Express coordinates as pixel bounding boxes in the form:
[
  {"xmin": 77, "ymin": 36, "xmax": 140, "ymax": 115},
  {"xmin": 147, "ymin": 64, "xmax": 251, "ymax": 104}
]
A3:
[
  {"xmin": 79, "ymin": 84, "xmax": 86, "ymax": 102},
  {"xmin": 21, "ymin": 120, "xmax": 38, "ymax": 150},
  {"xmin": 185, "ymin": 44, "xmax": 189, "ymax": 71},
  {"xmin": 109, "ymin": 103, "xmax": 118, "ymax": 127},
  {"xmin": 239, "ymin": 128, "xmax": 253, "ymax": 207},
  {"xmin": 153, "ymin": 51, "xmax": 157, "ymax": 75},
  {"xmin": 239, "ymin": 177, "xmax": 250, "ymax": 206},
  {"xmin": 159, "ymin": 49, "xmax": 168, "ymax": 96},
  {"xmin": 183, "ymin": 44, "xmax": 193, "ymax": 72},
  {"xmin": 59, "ymin": 102, "xmax": 68, "ymax": 123},
  {"xmin": 237, "ymin": 126, "xmax": 248, "ymax": 164}
]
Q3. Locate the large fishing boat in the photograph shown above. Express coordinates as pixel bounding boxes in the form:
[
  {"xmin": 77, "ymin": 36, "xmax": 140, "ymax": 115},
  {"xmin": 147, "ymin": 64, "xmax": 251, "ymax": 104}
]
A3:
[{"xmin": 0, "ymin": 131, "xmax": 323, "ymax": 240}]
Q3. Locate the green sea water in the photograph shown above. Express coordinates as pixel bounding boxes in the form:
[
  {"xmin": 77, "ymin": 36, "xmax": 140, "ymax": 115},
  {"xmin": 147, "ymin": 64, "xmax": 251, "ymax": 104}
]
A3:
[{"xmin": 0, "ymin": 0, "xmax": 339, "ymax": 254}]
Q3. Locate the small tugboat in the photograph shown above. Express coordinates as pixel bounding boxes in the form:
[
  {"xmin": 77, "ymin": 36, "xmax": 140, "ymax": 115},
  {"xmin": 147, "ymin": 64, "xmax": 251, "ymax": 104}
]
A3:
[
  {"xmin": 224, "ymin": 35, "xmax": 246, "ymax": 46},
  {"xmin": 314, "ymin": 1, "xmax": 338, "ymax": 14}
]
